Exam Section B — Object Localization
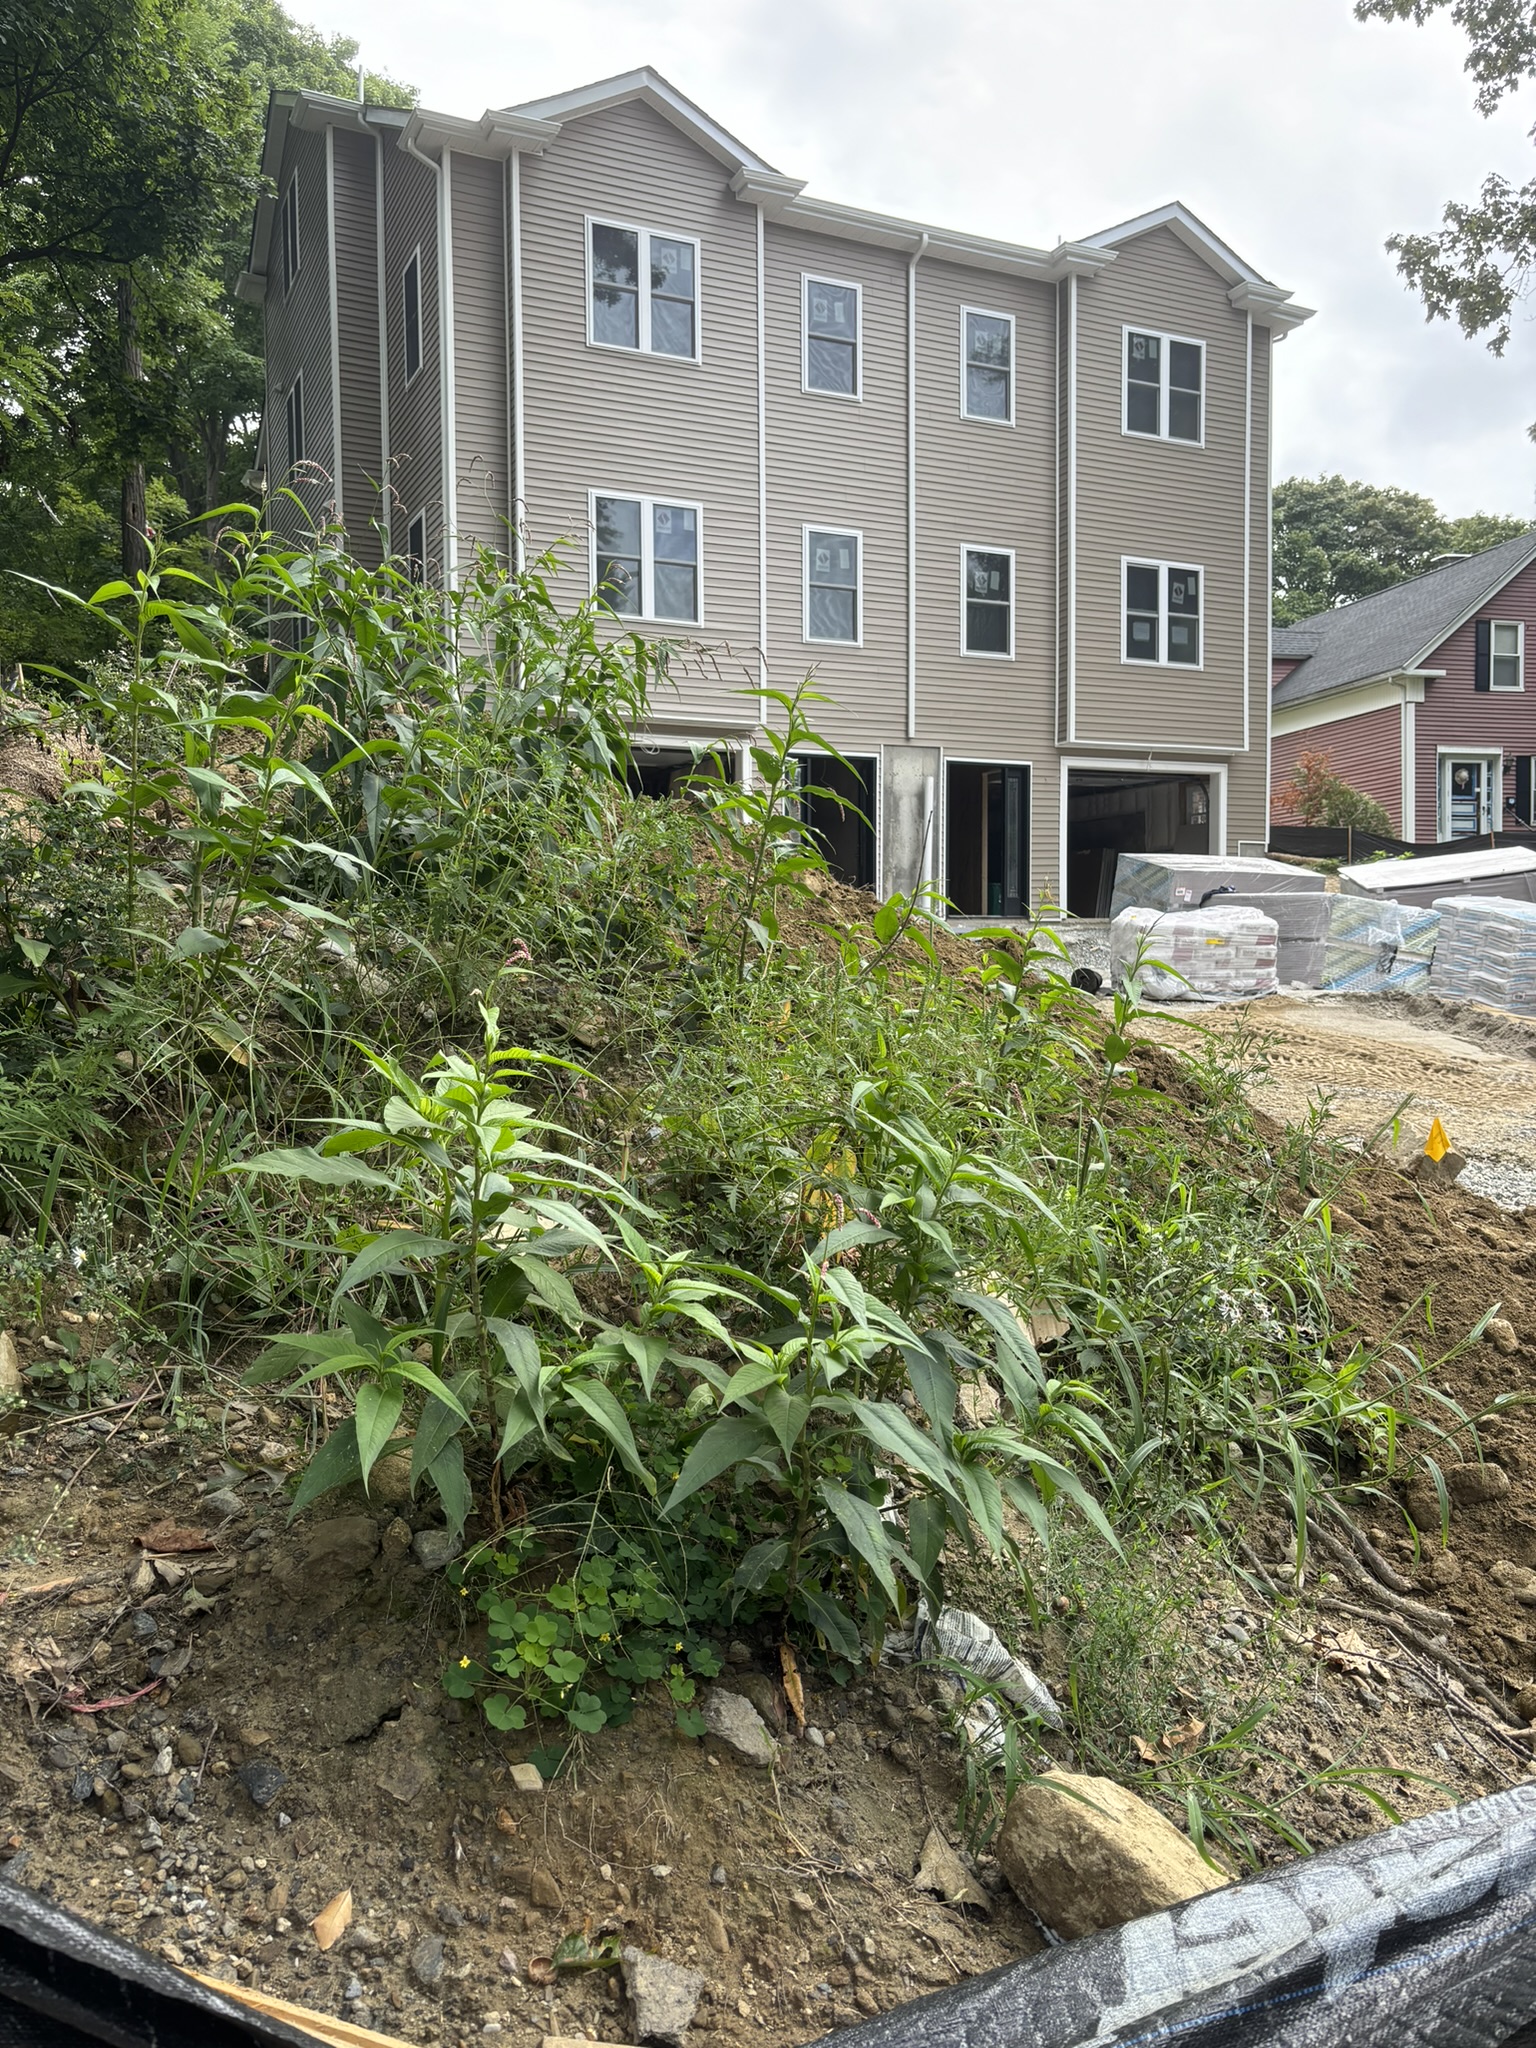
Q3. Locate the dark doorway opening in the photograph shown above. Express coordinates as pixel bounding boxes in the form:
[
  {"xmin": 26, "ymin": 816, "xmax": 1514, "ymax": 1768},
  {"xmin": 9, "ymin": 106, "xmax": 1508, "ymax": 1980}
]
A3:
[
  {"xmin": 627, "ymin": 744, "xmax": 732, "ymax": 799},
  {"xmin": 945, "ymin": 762, "xmax": 1028, "ymax": 917},
  {"xmin": 799, "ymin": 755, "xmax": 877, "ymax": 891},
  {"xmin": 1066, "ymin": 769, "xmax": 1211, "ymax": 917}
]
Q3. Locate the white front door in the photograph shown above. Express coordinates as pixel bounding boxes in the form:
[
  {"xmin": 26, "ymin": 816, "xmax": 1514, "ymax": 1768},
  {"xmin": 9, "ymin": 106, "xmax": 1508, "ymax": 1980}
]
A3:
[{"xmin": 1439, "ymin": 752, "xmax": 1501, "ymax": 839}]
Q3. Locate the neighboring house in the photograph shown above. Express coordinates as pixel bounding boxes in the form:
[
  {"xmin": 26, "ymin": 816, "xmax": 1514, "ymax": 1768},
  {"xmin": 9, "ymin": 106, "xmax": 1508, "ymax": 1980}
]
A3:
[
  {"xmin": 241, "ymin": 68, "xmax": 1312, "ymax": 914},
  {"xmin": 1272, "ymin": 531, "xmax": 1536, "ymax": 843}
]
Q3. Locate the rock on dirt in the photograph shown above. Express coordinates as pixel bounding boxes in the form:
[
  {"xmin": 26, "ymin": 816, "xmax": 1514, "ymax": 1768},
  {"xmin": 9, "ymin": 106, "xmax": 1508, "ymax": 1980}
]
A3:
[
  {"xmin": 1445, "ymin": 1462, "xmax": 1511, "ymax": 1506},
  {"xmin": 411, "ymin": 1528, "xmax": 460, "ymax": 1571},
  {"xmin": 996, "ymin": 1769, "xmax": 1226, "ymax": 1940},
  {"xmin": 1485, "ymin": 1317, "xmax": 1521, "ymax": 1354},
  {"xmin": 700, "ymin": 1688, "xmax": 776, "ymax": 1768},
  {"xmin": 913, "ymin": 1826, "xmax": 991, "ymax": 1914},
  {"xmin": 411, "ymin": 1932, "xmax": 446, "ymax": 1985},
  {"xmin": 284, "ymin": 1516, "xmax": 379, "ymax": 1583},
  {"xmin": 233, "ymin": 1760, "xmax": 286, "ymax": 1809},
  {"xmin": 508, "ymin": 1762, "xmax": 544, "ymax": 1795},
  {"xmin": 1490, "ymin": 1560, "xmax": 1536, "ymax": 1606},
  {"xmin": 621, "ymin": 1946, "xmax": 707, "ymax": 2047}
]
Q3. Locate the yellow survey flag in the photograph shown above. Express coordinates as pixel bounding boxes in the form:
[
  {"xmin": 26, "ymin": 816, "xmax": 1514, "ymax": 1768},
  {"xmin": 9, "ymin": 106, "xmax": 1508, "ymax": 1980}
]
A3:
[{"xmin": 1425, "ymin": 1117, "xmax": 1451, "ymax": 1163}]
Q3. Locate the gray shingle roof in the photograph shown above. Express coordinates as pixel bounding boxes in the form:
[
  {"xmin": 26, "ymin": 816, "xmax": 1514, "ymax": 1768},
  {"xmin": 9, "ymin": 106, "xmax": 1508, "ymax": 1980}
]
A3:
[{"xmin": 1272, "ymin": 529, "xmax": 1536, "ymax": 709}]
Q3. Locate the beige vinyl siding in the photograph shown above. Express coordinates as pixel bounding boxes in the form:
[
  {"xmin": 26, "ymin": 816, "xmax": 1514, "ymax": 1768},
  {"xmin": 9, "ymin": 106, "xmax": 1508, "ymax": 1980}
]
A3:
[
  {"xmin": 332, "ymin": 128, "xmax": 384, "ymax": 564},
  {"xmin": 265, "ymin": 126, "xmax": 333, "ymax": 538},
  {"xmin": 450, "ymin": 152, "xmax": 510, "ymax": 564},
  {"xmin": 382, "ymin": 143, "xmax": 442, "ymax": 576},
  {"xmin": 764, "ymin": 224, "xmax": 906, "ymax": 751},
  {"xmin": 912, "ymin": 260, "xmax": 1060, "ymax": 906},
  {"xmin": 518, "ymin": 99, "xmax": 760, "ymax": 725},
  {"xmin": 1071, "ymin": 225, "xmax": 1249, "ymax": 754}
]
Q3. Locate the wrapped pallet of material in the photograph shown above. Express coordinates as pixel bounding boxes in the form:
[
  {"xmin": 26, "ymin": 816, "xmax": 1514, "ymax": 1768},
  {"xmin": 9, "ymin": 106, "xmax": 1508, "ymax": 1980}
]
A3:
[
  {"xmin": 1321, "ymin": 896, "xmax": 1440, "ymax": 994},
  {"xmin": 1110, "ymin": 853, "xmax": 1327, "ymax": 920},
  {"xmin": 1111, "ymin": 905, "xmax": 1278, "ymax": 1001},
  {"xmin": 1339, "ymin": 843, "xmax": 1536, "ymax": 909},
  {"xmin": 1218, "ymin": 891, "xmax": 1331, "ymax": 987},
  {"xmin": 1429, "ymin": 895, "xmax": 1536, "ymax": 1014}
]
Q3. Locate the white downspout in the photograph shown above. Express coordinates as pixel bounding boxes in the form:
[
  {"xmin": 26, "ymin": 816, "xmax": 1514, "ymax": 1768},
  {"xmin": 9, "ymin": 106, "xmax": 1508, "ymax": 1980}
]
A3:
[
  {"xmin": 402, "ymin": 130, "xmax": 456, "ymax": 586},
  {"xmin": 373, "ymin": 125, "xmax": 391, "ymax": 552},
  {"xmin": 906, "ymin": 231, "xmax": 928, "ymax": 741},
  {"xmin": 1066, "ymin": 272, "xmax": 1078, "ymax": 744},
  {"xmin": 1243, "ymin": 312, "xmax": 1252, "ymax": 756},
  {"xmin": 756, "ymin": 202, "xmax": 768, "ymax": 725},
  {"xmin": 325, "ymin": 128, "xmax": 343, "ymax": 531},
  {"xmin": 508, "ymin": 148, "xmax": 526, "ymax": 573}
]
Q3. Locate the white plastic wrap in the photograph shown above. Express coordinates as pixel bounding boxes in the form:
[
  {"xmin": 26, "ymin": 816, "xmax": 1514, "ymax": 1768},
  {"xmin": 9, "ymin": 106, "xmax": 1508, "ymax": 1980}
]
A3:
[
  {"xmin": 1321, "ymin": 895, "xmax": 1440, "ymax": 994},
  {"xmin": 1111, "ymin": 905, "xmax": 1278, "ymax": 1001},
  {"xmin": 1429, "ymin": 894, "xmax": 1536, "ymax": 1014}
]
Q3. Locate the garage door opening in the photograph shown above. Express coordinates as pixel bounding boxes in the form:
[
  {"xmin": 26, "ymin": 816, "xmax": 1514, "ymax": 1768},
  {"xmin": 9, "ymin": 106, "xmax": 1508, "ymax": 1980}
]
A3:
[
  {"xmin": 799, "ymin": 755, "xmax": 877, "ymax": 891},
  {"xmin": 945, "ymin": 762, "xmax": 1028, "ymax": 917},
  {"xmin": 1066, "ymin": 769, "xmax": 1211, "ymax": 916},
  {"xmin": 627, "ymin": 743, "xmax": 733, "ymax": 799}
]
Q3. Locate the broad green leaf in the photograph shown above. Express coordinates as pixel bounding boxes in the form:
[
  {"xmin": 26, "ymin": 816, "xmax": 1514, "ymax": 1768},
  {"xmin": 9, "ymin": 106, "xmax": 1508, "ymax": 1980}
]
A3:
[
  {"xmin": 907, "ymin": 1496, "xmax": 947, "ymax": 1606},
  {"xmin": 426, "ymin": 1436, "xmax": 471, "ymax": 1540},
  {"xmin": 355, "ymin": 1380, "xmax": 405, "ymax": 1488},
  {"xmin": 410, "ymin": 1377, "xmax": 476, "ymax": 1489},
  {"xmin": 798, "ymin": 1586, "xmax": 862, "ymax": 1662},
  {"xmin": 564, "ymin": 1377, "xmax": 654, "ymax": 1491},
  {"xmin": 227, "ymin": 1146, "xmax": 393, "ymax": 1189},
  {"xmin": 806, "ymin": 1218, "xmax": 892, "ymax": 1265},
  {"xmin": 903, "ymin": 1339, "xmax": 957, "ymax": 1434},
  {"xmin": 333, "ymin": 1230, "xmax": 456, "ymax": 1300},
  {"xmin": 494, "ymin": 1392, "xmax": 541, "ymax": 1466},
  {"xmin": 718, "ymin": 1357, "xmax": 783, "ymax": 1410},
  {"xmin": 503, "ymin": 1253, "xmax": 583, "ymax": 1324},
  {"xmin": 760, "ymin": 1386, "xmax": 811, "ymax": 1460},
  {"xmin": 733, "ymin": 1537, "xmax": 789, "ymax": 1594},
  {"xmin": 15, "ymin": 938, "xmax": 50, "ymax": 969},
  {"xmin": 174, "ymin": 926, "xmax": 228, "ymax": 958},
  {"xmin": 871, "ymin": 896, "xmax": 904, "ymax": 946},
  {"xmin": 663, "ymin": 1415, "xmax": 777, "ymax": 1518},
  {"xmin": 242, "ymin": 1330, "xmax": 359, "ymax": 1386},
  {"xmin": 392, "ymin": 1361, "xmax": 472, "ymax": 1422},
  {"xmin": 818, "ymin": 1481, "xmax": 901, "ymax": 1605},
  {"xmin": 290, "ymin": 1418, "xmax": 362, "ymax": 1515},
  {"xmin": 847, "ymin": 1398, "xmax": 961, "ymax": 1501}
]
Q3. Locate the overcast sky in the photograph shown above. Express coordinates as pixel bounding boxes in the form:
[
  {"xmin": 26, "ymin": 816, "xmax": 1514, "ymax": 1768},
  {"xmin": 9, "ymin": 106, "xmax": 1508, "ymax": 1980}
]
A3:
[{"xmin": 303, "ymin": 0, "xmax": 1536, "ymax": 520}]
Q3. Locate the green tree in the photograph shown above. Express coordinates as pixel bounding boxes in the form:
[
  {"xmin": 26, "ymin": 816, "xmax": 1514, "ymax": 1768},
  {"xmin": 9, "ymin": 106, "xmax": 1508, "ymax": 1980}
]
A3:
[
  {"xmin": 1273, "ymin": 473, "xmax": 1527, "ymax": 623},
  {"xmin": 0, "ymin": 0, "xmax": 414, "ymax": 671},
  {"xmin": 1280, "ymin": 750, "xmax": 1396, "ymax": 836},
  {"xmin": 1357, "ymin": 0, "xmax": 1536, "ymax": 428}
]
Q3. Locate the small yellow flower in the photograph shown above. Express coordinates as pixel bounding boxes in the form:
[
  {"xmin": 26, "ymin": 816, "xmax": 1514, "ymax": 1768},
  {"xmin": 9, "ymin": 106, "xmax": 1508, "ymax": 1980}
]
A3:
[
  {"xmin": 599, "ymin": 1633, "xmax": 611, "ymax": 1643},
  {"xmin": 458, "ymin": 1656, "xmax": 471, "ymax": 1669},
  {"xmin": 459, "ymin": 1586, "xmax": 469, "ymax": 1597},
  {"xmin": 674, "ymin": 1641, "xmax": 683, "ymax": 1652}
]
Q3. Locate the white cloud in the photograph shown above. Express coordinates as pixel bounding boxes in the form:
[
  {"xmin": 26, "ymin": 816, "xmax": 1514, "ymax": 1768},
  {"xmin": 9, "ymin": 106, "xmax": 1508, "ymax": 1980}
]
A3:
[{"xmin": 308, "ymin": 0, "xmax": 1536, "ymax": 516}]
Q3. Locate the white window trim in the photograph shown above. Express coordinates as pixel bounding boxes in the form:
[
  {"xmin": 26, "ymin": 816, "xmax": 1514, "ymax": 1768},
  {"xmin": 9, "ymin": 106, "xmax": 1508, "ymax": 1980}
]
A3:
[
  {"xmin": 959, "ymin": 543, "xmax": 1015, "ymax": 660},
  {"xmin": 401, "ymin": 246, "xmax": 423, "ymax": 386},
  {"xmin": 1437, "ymin": 746, "xmax": 1503, "ymax": 838},
  {"xmin": 802, "ymin": 524, "xmax": 864, "ymax": 646},
  {"xmin": 1490, "ymin": 618, "xmax": 1526, "ymax": 691},
  {"xmin": 584, "ymin": 215, "xmax": 703, "ymax": 365},
  {"xmin": 284, "ymin": 371, "xmax": 304, "ymax": 471},
  {"xmin": 801, "ymin": 273, "xmax": 863, "ymax": 402},
  {"xmin": 282, "ymin": 175, "xmax": 300, "ymax": 295},
  {"xmin": 1121, "ymin": 325, "xmax": 1206, "ymax": 448},
  {"xmin": 588, "ymin": 489, "xmax": 705, "ymax": 626},
  {"xmin": 1121, "ymin": 556, "xmax": 1205, "ymax": 671},
  {"xmin": 958, "ymin": 305, "xmax": 1015, "ymax": 427}
]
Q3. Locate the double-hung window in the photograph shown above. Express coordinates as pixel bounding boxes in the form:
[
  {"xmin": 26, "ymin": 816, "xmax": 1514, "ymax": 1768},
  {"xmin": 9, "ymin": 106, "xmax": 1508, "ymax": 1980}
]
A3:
[
  {"xmin": 1487, "ymin": 620, "xmax": 1525, "ymax": 691},
  {"xmin": 403, "ymin": 250, "xmax": 423, "ymax": 384},
  {"xmin": 1124, "ymin": 559, "xmax": 1201, "ymax": 666},
  {"xmin": 281, "ymin": 176, "xmax": 300, "ymax": 293},
  {"xmin": 962, "ymin": 547, "xmax": 1013, "ymax": 657},
  {"xmin": 592, "ymin": 494, "xmax": 701, "ymax": 622},
  {"xmin": 588, "ymin": 220, "xmax": 699, "ymax": 360},
  {"xmin": 803, "ymin": 277, "xmax": 860, "ymax": 396},
  {"xmin": 284, "ymin": 374, "xmax": 305, "ymax": 472},
  {"xmin": 1124, "ymin": 329, "xmax": 1203, "ymax": 443},
  {"xmin": 805, "ymin": 528, "xmax": 861, "ymax": 643},
  {"xmin": 961, "ymin": 309, "xmax": 1013, "ymax": 423}
]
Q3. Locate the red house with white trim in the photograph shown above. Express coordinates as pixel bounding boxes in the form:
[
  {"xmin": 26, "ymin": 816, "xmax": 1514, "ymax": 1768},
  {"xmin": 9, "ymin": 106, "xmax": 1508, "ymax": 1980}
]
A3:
[{"xmin": 1272, "ymin": 531, "xmax": 1536, "ymax": 840}]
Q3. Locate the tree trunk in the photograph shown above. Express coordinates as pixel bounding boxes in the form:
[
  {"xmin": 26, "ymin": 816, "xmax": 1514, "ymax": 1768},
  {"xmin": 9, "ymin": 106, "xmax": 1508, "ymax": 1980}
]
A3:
[{"xmin": 117, "ymin": 272, "xmax": 147, "ymax": 579}]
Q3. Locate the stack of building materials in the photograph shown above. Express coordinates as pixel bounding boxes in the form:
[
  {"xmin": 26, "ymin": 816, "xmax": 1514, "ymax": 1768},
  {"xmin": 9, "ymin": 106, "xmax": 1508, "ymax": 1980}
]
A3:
[
  {"xmin": 1110, "ymin": 905, "xmax": 1278, "ymax": 1001},
  {"xmin": 1427, "ymin": 896, "xmax": 1536, "ymax": 1014},
  {"xmin": 1321, "ymin": 895, "xmax": 1441, "ymax": 994},
  {"xmin": 1111, "ymin": 853, "xmax": 1329, "ymax": 919},
  {"xmin": 1215, "ymin": 890, "xmax": 1330, "ymax": 986},
  {"xmin": 1338, "ymin": 844, "xmax": 1536, "ymax": 910}
]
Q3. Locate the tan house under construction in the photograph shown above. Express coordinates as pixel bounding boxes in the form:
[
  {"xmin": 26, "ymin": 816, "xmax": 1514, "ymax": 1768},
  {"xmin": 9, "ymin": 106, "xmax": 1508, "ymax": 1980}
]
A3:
[{"xmin": 242, "ymin": 68, "xmax": 1312, "ymax": 914}]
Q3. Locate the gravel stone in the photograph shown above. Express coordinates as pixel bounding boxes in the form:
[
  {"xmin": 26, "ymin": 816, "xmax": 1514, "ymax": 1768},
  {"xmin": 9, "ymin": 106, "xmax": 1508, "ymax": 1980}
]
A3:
[
  {"xmin": 411, "ymin": 1933, "xmax": 446, "ymax": 1986},
  {"xmin": 234, "ymin": 1760, "xmax": 286, "ymax": 1809}
]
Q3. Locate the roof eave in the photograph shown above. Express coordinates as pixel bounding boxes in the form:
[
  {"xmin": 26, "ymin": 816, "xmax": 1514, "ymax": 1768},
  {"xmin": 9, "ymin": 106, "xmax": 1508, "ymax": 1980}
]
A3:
[{"xmin": 503, "ymin": 67, "xmax": 775, "ymax": 174}]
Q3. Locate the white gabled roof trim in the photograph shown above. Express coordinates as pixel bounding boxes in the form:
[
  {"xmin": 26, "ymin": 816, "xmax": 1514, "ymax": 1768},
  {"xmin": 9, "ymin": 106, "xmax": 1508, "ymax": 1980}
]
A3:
[
  {"xmin": 504, "ymin": 67, "xmax": 776, "ymax": 173},
  {"xmin": 1082, "ymin": 201, "xmax": 1312, "ymax": 327}
]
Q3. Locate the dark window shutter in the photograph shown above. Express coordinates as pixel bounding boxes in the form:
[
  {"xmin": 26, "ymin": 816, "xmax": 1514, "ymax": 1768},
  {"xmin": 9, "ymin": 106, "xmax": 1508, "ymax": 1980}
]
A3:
[
  {"xmin": 1475, "ymin": 618, "xmax": 1492, "ymax": 690},
  {"xmin": 1519, "ymin": 756, "xmax": 1534, "ymax": 826}
]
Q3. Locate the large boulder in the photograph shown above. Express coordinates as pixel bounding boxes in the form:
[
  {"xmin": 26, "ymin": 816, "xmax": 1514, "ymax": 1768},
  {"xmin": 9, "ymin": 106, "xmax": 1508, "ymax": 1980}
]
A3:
[{"xmin": 995, "ymin": 1768, "xmax": 1225, "ymax": 1940}]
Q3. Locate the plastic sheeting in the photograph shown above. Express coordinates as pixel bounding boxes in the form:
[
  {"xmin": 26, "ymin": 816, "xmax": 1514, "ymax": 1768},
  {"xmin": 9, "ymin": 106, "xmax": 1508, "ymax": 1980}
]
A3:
[
  {"xmin": 1322, "ymin": 896, "xmax": 1440, "ymax": 995},
  {"xmin": 1110, "ymin": 855, "xmax": 1325, "ymax": 921},
  {"xmin": 1429, "ymin": 896, "xmax": 1536, "ymax": 1016},
  {"xmin": 0, "ymin": 1869, "xmax": 319, "ymax": 2047},
  {"xmin": 825, "ymin": 1782, "xmax": 1536, "ymax": 2047},
  {"xmin": 1111, "ymin": 906, "xmax": 1279, "ymax": 1002}
]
